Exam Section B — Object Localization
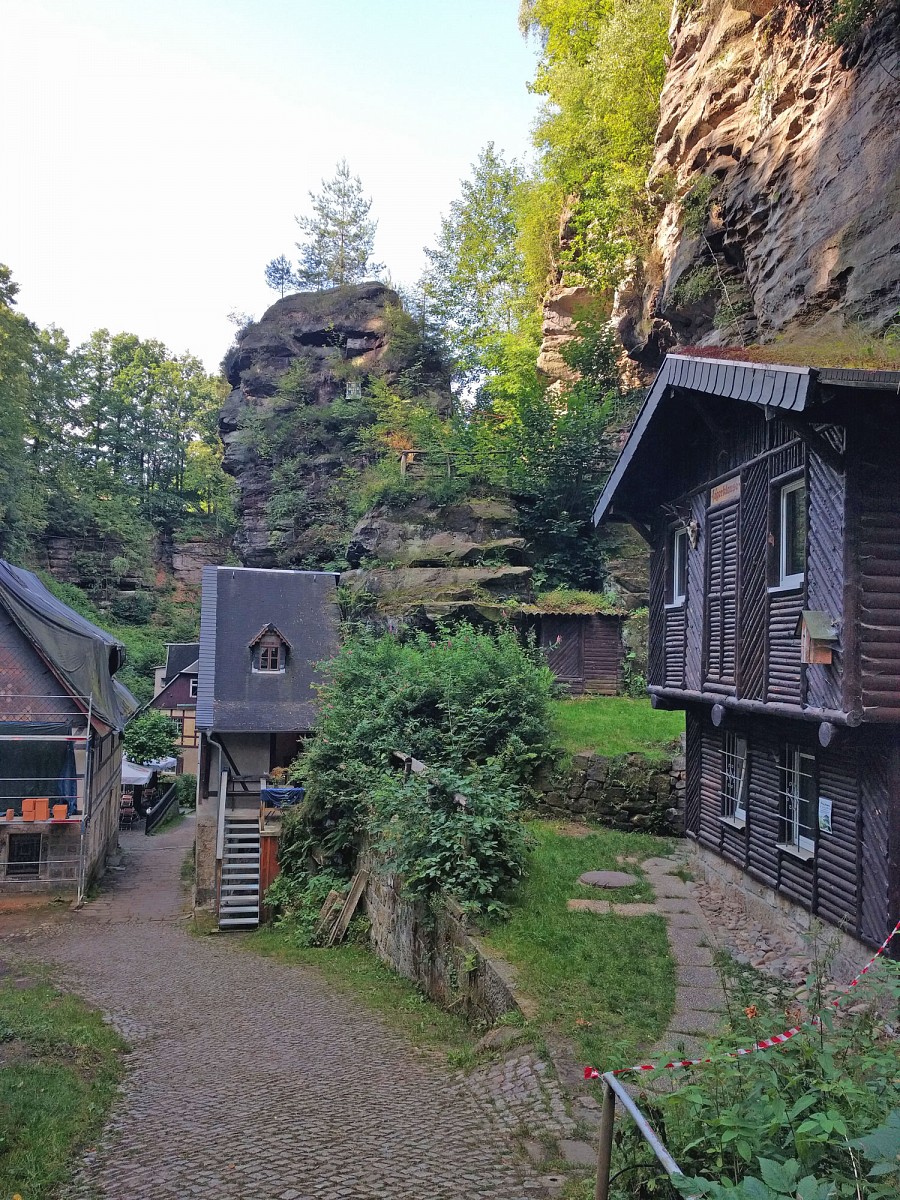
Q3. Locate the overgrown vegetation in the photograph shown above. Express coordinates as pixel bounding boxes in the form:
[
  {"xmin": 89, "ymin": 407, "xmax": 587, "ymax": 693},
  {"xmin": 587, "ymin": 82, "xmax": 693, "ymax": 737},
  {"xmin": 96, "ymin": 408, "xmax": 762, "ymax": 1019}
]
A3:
[
  {"xmin": 0, "ymin": 973, "xmax": 126, "ymax": 1199},
  {"xmin": 611, "ymin": 946, "xmax": 900, "ymax": 1198},
  {"xmin": 268, "ymin": 624, "xmax": 556, "ymax": 923},
  {"xmin": 123, "ymin": 709, "xmax": 179, "ymax": 764},
  {"xmin": 552, "ymin": 697, "xmax": 684, "ymax": 759}
]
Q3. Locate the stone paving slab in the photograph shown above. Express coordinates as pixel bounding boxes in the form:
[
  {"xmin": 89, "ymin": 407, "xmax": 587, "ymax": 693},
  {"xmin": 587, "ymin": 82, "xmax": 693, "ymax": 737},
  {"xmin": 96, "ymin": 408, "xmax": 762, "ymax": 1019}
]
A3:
[
  {"xmin": 669, "ymin": 1007, "xmax": 723, "ymax": 1036},
  {"xmin": 10, "ymin": 818, "xmax": 540, "ymax": 1200},
  {"xmin": 675, "ymin": 985, "xmax": 726, "ymax": 1013},
  {"xmin": 677, "ymin": 965, "xmax": 722, "ymax": 989},
  {"xmin": 566, "ymin": 899, "xmax": 659, "ymax": 917}
]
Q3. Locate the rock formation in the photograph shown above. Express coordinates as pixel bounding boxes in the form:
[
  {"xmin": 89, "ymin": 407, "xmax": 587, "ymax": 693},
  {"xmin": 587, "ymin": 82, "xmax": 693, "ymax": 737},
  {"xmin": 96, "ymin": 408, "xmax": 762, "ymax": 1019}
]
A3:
[
  {"xmin": 620, "ymin": 2, "xmax": 900, "ymax": 365},
  {"xmin": 221, "ymin": 283, "xmax": 413, "ymax": 568}
]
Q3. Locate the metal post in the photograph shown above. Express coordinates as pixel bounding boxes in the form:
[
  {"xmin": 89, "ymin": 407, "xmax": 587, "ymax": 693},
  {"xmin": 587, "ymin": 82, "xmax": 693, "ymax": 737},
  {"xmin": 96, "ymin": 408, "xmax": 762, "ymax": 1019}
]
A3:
[
  {"xmin": 595, "ymin": 1079, "xmax": 616, "ymax": 1200},
  {"xmin": 76, "ymin": 696, "xmax": 94, "ymax": 907}
]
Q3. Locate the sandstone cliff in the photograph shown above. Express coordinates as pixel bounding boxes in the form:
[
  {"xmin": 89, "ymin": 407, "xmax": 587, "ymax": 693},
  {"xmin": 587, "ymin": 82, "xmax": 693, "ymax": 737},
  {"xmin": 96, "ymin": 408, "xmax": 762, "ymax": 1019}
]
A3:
[{"xmin": 622, "ymin": 2, "xmax": 900, "ymax": 365}]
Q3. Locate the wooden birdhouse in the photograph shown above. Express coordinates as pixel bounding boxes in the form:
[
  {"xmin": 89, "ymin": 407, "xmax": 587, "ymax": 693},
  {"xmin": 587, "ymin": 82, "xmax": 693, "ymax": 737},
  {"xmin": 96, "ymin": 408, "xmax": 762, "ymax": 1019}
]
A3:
[{"xmin": 794, "ymin": 610, "xmax": 838, "ymax": 665}]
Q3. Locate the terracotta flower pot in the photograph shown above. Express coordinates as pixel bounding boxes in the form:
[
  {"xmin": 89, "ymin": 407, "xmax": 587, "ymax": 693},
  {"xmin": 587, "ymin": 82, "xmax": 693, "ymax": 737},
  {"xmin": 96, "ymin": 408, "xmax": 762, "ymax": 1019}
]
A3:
[
  {"xmin": 52, "ymin": 804, "xmax": 68, "ymax": 820},
  {"xmin": 5, "ymin": 809, "xmax": 13, "ymax": 821}
]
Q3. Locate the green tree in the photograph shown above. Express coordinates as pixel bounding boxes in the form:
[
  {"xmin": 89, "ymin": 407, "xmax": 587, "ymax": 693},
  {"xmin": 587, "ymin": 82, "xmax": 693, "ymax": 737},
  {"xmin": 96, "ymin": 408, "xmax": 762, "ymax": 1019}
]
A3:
[
  {"xmin": 264, "ymin": 254, "xmax": 297, "ymax": 297},
  {"xmin": 124, "ymin": 710, "xmax": 179, "ymax": 764},
  {"xmin": 0, "ymin": 265, "xmax": 37, "ymax": 556},
  {"xmin": 294, "ymin": 160, "xmax": 384, "ymax": 290},
  {"xmin": 422, "ymin": 143, "xmax": 529, "ymax": 391}
]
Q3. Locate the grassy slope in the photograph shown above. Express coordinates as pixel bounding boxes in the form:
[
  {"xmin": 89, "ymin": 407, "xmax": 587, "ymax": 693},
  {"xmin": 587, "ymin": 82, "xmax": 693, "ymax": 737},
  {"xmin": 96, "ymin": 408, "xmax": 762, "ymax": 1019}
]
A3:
[
  {"xmin": 552, "ymin": 697, "xmax": 684, "ymax": 759},
  {"xmin": 483, "ymin": 822, "xmax": 676, "ymax": 1071},
  {"xmin": 0, "ymin": 974, "xmax": 126, "ymax": 1199}
]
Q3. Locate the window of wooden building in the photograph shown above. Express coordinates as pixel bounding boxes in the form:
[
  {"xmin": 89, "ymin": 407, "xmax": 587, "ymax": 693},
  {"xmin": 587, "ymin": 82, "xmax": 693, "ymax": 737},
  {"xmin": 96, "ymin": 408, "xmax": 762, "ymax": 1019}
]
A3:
[
  {"xmin": 779, "ymin": 743, "xmax": 816, "ymax": 854},
  {"xmin": 778, "ymin": 478, "xmax": 807, "ymax": 588},
  {"xmin": 721, "ymin": 732, "xmax": 748, "ymax": 825},
  {"xmin": 669, "ymin": 526, "xmax": 687, "ymax": 606},
  {"xmin": 189, "ymin": 678, "xmax": 198, "ymax": 698}
]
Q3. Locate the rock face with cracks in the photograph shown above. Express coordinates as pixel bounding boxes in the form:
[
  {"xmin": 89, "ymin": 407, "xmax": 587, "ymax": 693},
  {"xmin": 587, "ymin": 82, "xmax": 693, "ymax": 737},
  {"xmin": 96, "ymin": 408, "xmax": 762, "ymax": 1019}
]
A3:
[{"xmin": 619, "ymin": 2, "xmax": 900, "ymax": 365}]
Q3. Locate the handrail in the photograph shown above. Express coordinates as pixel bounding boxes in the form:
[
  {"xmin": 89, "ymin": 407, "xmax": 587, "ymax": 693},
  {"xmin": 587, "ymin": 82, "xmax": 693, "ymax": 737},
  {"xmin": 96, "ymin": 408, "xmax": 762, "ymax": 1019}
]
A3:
[
  {"xmin": 595, "ymin": 1071, "xmax": 697, "ymax": 1200},
  {"xmin": 144, "ymin": 781, "xmax": 180, "ymax": 835}
]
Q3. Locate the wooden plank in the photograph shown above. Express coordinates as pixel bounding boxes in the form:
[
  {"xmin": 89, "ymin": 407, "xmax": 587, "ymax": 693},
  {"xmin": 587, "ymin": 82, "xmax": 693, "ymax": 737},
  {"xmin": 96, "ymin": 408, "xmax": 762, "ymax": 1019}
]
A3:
[{"xmin": 327, "ymin": 869, "xmax": 369, "ymax": 946}]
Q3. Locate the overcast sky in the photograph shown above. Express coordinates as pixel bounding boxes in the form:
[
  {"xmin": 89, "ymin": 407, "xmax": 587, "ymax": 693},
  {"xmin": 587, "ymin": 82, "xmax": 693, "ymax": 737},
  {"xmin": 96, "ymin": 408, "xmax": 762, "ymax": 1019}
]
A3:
[{"xmin": 3, "ymin": 0, "xmax": 540, "ymax": 370}]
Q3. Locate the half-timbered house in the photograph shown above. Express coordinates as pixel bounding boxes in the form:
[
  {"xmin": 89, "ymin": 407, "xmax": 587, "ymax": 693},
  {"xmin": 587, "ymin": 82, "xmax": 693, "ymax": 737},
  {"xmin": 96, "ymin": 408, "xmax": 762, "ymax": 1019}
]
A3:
[
  {"xmin": 149, "ymin": 643, "xmax": 200, "ymax": 774},
  {"xmin": 593, "ymin": 354, "xmax": 900, "ymax": 959}
]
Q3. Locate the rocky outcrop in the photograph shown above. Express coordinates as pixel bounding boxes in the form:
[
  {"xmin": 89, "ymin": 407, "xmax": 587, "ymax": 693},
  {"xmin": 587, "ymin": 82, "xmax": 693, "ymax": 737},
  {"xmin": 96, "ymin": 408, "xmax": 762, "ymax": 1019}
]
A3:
[
  {"xmin": 341, "ymin": 564, "xmax": 533, "ymax": 622},
  {"xmin": 346, "ymin": 498, "xmax": 527, "ymax": 568},
  {"xmin": 170, "ymin": 539, "xmax": 231, "ymax": 587},
  {"xmin": 536, "ymin": 285, "xmax": 593, "ymax": 388},
  {"xmin": 620, "ymin": 3, "xmax": 900, "ymax": 364},
  {"xmin": 220, "ymin": 283, "xmax": 448, "ymax": 568}
]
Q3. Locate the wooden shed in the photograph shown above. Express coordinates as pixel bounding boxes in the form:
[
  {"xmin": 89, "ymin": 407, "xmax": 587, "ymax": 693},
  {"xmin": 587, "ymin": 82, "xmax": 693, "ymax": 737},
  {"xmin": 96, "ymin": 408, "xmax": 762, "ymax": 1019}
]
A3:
[{"xmin": 532, "ymin": 611, "xmax": 625, "ymax": 696}]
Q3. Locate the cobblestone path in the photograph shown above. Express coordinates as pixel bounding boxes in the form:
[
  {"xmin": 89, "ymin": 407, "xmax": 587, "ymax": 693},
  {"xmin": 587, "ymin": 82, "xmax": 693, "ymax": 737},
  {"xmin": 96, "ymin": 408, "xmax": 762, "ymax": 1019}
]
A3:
[{"xmin": 10, "ymin": 817, "xmax": 536, "ymax": 1200}]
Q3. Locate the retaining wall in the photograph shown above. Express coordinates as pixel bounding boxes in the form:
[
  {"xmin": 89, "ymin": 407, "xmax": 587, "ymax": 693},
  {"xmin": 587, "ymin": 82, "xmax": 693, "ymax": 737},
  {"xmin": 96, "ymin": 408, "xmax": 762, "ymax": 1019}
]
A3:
[
  {"xmin": 531, "ymin": 738, "xmax": 686, "ymax": 835},
  {"xmin": 364, "ymin": 861, "xmax": 520, "ymax": 1024}
]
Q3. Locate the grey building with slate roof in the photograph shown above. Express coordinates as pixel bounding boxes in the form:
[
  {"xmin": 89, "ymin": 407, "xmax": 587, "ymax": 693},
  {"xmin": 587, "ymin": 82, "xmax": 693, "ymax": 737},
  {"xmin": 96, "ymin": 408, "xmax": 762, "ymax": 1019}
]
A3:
[{"xmin": 194, "ymin": 567, "xmax": 340, "ymax": 923}]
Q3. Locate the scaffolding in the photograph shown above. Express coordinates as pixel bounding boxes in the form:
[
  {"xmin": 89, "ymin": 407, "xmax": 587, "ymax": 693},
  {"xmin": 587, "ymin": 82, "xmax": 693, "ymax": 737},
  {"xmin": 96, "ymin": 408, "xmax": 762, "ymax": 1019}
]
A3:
[{"xmin": 0, "ymin": 695, "xmax": 94, "ymax": 902}]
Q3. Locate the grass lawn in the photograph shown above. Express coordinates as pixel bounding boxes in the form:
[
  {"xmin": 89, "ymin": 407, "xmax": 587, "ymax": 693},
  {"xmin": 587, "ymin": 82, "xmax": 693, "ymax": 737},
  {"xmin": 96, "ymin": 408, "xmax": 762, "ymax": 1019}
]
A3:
[
  {"xmin": 0, "ymin": 972, "xmax": 126, "ymax": 1199},
  {"xmin": 552, "ymin": 696, "xmax": 685, "ymax": 759},
  {"xmin": 482, "ymin": 821, "xmax": 676, "ymax": 1072},
  {"xmin": 238, "ymin": 930, "xmax": 487, "ymax": 1067}
]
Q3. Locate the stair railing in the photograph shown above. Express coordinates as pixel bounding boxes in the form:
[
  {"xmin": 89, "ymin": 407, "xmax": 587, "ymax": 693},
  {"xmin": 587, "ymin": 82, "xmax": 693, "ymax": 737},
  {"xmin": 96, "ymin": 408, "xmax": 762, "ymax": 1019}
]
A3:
[
  {"xmin": 594, "ymin": 1071, "xmax": 697, "ymax": 1200},
  {"xmin": 144, "ymin": 781, "xmax": 180, "ymax": 835}
]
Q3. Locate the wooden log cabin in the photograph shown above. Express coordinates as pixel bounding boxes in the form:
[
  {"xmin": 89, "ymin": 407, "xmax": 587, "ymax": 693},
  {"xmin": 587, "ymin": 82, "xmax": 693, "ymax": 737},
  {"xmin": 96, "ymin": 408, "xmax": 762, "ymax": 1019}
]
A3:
[
  {"xmin": 593, "ymin": 354, "xmax": 900, "ymax": 956},
  {"xmin": 526, "ymin": 609, "xmax": 626, "ymax": 696}
]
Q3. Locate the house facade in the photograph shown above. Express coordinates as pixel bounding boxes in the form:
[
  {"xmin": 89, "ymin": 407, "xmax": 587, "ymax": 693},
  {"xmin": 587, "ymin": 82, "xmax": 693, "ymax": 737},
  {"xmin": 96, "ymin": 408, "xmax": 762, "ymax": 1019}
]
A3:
[
  {"xmin": 194, "ymin": 566, "xmax": 340, "ymax": 927},
  {"xmin": 0, "ymin": 560, "xmax": 137, "ymax": 895},
  {"xmin": 594, "ymin": 355, "xmax": 900, "ymax": 959},
  {"xmin": 149, "ymin": 643, "xmax": 199, "ymax": 775}
]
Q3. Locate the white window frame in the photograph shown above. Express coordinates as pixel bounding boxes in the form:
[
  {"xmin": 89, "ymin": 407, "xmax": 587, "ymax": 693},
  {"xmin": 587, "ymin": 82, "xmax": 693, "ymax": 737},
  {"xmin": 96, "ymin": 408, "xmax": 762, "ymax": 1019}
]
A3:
[
  {"xmin": 778, "ymin": 478, "xmax": 806, "ymax": 588},
  {"xmin": 189, "ymin": 678, "xmax": 198, "ymax": 699},
  {"xmin": 345, "ymin": 379, "xmax": 362, "ymax": 400},
  {"xmin": 670, "ymin": 527, "xmax": 687, "ymax": 606},
  {"xmin": 781, "ymin": 744, "xmax": 816, "ymax": 854},
  {"xmin": 721, "ymin": 732, "xmax": 748, "ymax": 824}
]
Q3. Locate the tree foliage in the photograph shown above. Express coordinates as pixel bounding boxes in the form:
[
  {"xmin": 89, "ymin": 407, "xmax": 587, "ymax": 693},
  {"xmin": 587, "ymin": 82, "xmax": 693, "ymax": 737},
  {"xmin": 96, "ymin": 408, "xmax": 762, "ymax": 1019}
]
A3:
[
  {"xmin": 294, "ymin": 160, "xmax": 384, "ymax": 290},
  {"xmin": 123, "ymin": 709, "xmax": 179, "ymax": 764},
  {"xmin": 422, "ymin": 144, "xmax": 529, "ymax": 391}
]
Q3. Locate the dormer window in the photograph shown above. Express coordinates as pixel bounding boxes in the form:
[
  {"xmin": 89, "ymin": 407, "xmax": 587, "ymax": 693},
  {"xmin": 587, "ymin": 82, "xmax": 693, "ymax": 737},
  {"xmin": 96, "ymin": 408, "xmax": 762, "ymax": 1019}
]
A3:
[{"xmin": 249, "ymin": 624, "xmax": 291, "ymax": 674}]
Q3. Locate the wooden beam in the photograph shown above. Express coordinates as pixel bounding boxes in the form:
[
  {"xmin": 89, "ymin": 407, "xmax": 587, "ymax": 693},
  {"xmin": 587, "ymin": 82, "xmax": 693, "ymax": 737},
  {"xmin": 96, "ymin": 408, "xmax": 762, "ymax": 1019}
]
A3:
[
  {"xmin": 777, "ymin": 413, "xmax": 845, "ymax": 473},
  {"xmin": 614, "ymin": 509, "xmax": 653, "ymax": 546}
]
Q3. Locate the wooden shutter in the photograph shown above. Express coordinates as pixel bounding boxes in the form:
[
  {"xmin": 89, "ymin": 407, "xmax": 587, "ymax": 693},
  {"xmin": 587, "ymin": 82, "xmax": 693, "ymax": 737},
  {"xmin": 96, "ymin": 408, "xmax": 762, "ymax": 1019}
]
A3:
[
  {"xmin": 739, "ymin": 461, "xmax": 768, "ymax": 700},
  {"xmin": 705, "ymin": 506, "xmax": 738, "ymax": 692}
]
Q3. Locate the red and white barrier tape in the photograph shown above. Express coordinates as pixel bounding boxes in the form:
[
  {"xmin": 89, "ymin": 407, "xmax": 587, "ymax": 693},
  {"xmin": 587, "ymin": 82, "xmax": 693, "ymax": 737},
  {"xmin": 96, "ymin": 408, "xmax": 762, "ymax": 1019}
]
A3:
[{"xmin": 585, "ymin": 916, "xmax": 900, "ymax": 1081}]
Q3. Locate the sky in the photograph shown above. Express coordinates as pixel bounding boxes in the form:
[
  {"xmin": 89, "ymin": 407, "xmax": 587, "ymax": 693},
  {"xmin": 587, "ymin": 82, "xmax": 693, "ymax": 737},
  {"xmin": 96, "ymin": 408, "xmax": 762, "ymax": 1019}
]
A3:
[{"xmin": 3, "ymin": 0, "xmax": 541, "ymax": 371}]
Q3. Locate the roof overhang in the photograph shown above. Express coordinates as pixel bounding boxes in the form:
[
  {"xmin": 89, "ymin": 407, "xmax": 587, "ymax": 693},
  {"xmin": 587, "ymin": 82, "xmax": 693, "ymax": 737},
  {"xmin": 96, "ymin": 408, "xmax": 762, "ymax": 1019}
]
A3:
[{"xmin": 593, "ymin": 354, "xmax": 818, "ymax": 527}]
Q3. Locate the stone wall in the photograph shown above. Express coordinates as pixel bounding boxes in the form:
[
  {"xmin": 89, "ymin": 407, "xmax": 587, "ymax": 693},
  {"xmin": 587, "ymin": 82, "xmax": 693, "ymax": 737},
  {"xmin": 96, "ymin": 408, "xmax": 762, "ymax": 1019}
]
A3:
[
  {"xmin": 531, "ymin": 739, "xmax": 686, "ymax": 835},
  {"xmin": 364, "ymin": 862, "xmax": 520, "ymax": 1024}
]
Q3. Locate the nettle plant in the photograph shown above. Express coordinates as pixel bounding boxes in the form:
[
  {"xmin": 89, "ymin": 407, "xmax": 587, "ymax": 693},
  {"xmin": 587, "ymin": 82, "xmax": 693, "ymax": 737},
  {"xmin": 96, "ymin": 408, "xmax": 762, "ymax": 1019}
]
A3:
[{"xmin": 611, "ymin": 947, "xmax": 900, "ymax": 1199}]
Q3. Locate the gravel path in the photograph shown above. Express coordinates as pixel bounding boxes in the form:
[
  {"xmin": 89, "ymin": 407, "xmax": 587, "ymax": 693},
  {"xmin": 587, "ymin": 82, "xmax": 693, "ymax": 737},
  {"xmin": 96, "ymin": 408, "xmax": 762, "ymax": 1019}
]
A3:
[{"xmin": 6, "ymin": 817, "xmax": 536, "ymax": 1200}]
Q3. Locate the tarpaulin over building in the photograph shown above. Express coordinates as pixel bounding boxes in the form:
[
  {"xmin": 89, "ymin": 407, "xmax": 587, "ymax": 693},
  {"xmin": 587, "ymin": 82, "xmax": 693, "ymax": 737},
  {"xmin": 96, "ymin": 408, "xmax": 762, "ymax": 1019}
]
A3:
[{"xmin": 0, "ymin": 560, "xmax": 138, "ymax": 731}]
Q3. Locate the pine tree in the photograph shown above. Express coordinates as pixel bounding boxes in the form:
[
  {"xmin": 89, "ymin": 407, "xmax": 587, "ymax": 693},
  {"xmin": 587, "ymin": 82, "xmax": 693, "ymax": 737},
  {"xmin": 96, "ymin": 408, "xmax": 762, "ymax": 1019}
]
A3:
[
  {"xmin": 264, "ymin": 255, "xmax": 297, "ymax": 297},
  {"xmin": 294, "ymin": 160, "xmax": 383, "ymax": 290}
]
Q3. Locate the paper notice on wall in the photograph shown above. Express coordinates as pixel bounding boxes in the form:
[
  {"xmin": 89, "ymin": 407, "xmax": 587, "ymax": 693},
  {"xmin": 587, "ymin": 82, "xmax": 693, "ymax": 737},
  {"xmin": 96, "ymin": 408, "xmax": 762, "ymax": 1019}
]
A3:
[{"xmin": 818, "ymin": 797, "xmax": 833, "ymax": 834}]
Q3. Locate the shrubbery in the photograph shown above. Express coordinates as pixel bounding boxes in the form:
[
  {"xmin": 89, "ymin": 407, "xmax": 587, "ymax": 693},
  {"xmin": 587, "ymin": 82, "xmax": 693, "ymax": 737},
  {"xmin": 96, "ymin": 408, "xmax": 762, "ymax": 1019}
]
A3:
[{"xmin": 275, "ymin": 624, "xmax": 556, "ymax": 914}]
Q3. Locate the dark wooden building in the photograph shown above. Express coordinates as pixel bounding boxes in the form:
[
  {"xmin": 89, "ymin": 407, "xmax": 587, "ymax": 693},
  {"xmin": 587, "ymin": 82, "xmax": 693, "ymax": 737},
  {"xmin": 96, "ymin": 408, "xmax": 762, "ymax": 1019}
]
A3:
[
  {"xmin": 149, "ymin": 643, "xmax": 200, "ymax": 775},
  {"xmin": 594, "ymin": 354, "xmax": 900, "ymax": 954},
  {"xmin": 529, "ymin": 610, "xmax": 625, "ymax": 696}
]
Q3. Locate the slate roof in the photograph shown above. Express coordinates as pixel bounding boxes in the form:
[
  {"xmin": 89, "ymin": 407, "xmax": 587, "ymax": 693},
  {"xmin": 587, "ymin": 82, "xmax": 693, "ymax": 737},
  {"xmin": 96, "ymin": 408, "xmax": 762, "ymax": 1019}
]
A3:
[
  {"xmin": 0, "ymin": 559, "xmax": 138, "ymax": 730},
  {"xmin": 593, "ymin": 353, "xmax": 900, "ymax": 526},
  {"xmin": 196, "ymin": 567, "xmax": 340, "ymax": 733},
  {"xmin": 163, "ymin": 642, "xmax": 200, "ymax": 685}
]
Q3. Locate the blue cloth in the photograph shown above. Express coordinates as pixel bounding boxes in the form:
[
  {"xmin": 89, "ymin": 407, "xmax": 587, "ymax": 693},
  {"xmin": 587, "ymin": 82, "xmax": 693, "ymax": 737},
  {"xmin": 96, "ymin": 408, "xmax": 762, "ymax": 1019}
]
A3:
[{"xmin": 261, "ymin": 787, "xmax": 305, "ymax": 808}]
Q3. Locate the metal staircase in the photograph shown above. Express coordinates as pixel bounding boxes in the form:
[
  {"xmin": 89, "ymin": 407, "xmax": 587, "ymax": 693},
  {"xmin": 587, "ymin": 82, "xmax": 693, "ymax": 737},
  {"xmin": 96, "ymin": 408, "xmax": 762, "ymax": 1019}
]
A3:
[{"xmin": 218, "ymin": 815, "xmax": 261, "ymax": 929}]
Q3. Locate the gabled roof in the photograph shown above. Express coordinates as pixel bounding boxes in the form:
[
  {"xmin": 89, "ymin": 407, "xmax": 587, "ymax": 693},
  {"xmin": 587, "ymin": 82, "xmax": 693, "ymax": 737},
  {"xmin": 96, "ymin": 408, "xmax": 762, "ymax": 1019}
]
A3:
[
  {"xmin": 593, "ymin": 353, "xmax": 900, "ymax": 526},
  {"xmin": 0, "ymin": 559, "xmax": 138, "ymax": 730},
  {"xmin": 163, "ymin": 642, "xmax": 200, "ymax": 684},
  {"xmin": 247, "ymin": 623, "xmax": 292, "ymax": 650},
  {"xmin": 196, "ymin": 567, "xmax": 340, "ymax": 733}
]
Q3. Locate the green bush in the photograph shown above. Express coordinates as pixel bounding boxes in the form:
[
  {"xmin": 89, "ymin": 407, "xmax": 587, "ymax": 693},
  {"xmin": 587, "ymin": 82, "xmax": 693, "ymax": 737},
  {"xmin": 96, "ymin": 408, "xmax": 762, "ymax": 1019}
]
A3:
[
  {"xmin": 287, "ymin": 624, "xmax": 557, "ymax": 886},
  {"xmin": 175, "ymin": 773, "xmax": 196, "ymax": 809},
  {"xmin": 110, "ymin": 590, "xmax": 155, "ymax": 624},
  {"xmin": 123, "ymin": 710, "xmax": 178, "ymax": 764},
  {"xmin": 264, "ymin": 867, "xmax": 348, "ymax": 947},
  {"xmin": 368, "ymin": 763, "xmax": 527, "ymax": 917}
]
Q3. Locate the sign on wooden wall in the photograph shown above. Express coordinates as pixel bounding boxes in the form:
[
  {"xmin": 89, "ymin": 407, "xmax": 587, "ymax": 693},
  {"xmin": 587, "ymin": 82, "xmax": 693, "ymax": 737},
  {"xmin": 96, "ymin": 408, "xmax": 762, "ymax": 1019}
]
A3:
[{"xmin": 710, "ymin": 475, "xmax": 741, "ymax": 508}]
